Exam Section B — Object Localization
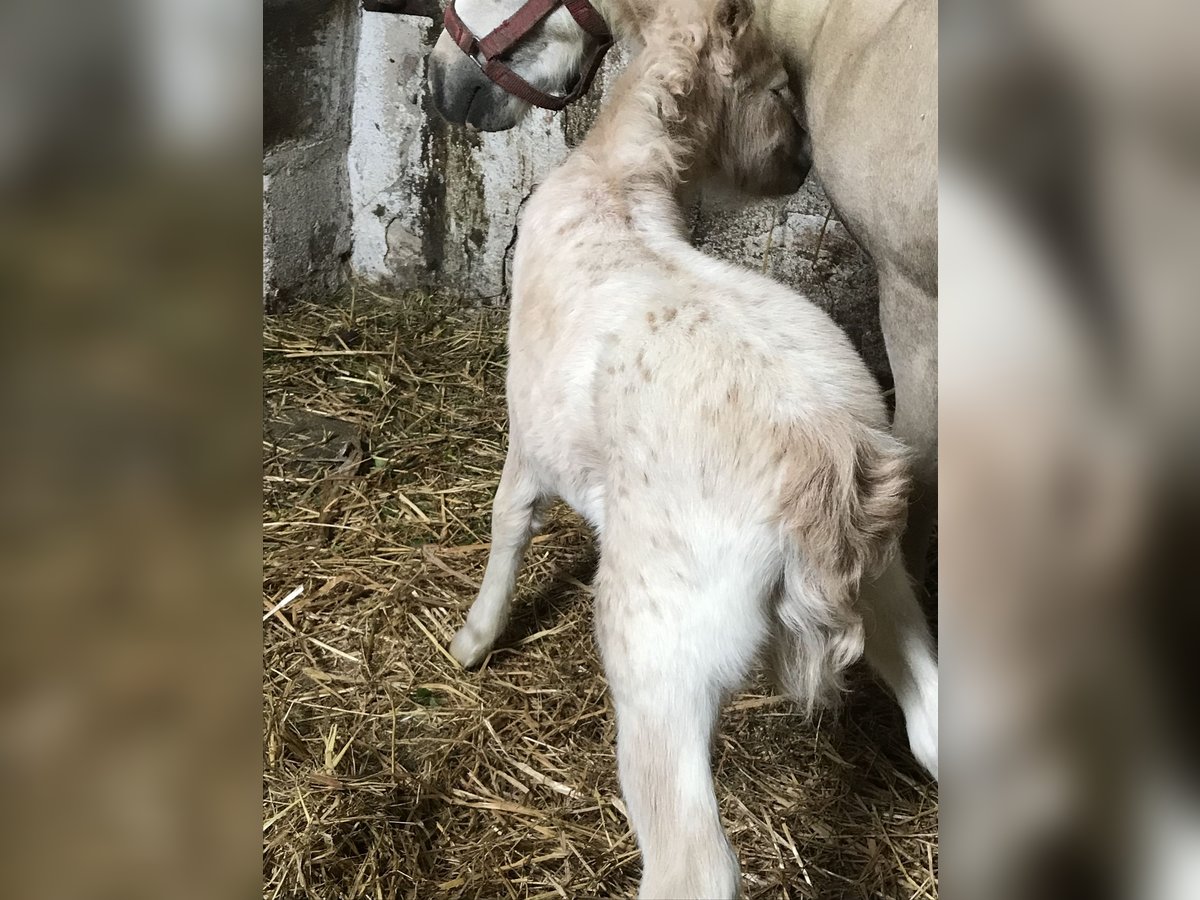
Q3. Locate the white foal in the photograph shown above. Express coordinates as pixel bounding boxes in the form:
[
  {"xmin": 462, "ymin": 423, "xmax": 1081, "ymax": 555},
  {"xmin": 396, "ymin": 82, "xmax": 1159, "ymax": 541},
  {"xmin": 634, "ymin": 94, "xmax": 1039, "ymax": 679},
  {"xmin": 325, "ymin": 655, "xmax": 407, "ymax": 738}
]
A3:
[{"xmin": 450, "ymin": 2, "xmax": 938, "ymax": 895}]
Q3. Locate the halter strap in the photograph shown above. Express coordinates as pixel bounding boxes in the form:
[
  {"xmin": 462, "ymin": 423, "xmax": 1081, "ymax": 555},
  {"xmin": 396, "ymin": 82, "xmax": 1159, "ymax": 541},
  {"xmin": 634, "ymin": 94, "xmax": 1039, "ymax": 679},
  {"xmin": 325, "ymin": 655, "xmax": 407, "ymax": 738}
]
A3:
[{"xmin": 443, "ymin": 0, "xmax": 613, "ymax": 112}]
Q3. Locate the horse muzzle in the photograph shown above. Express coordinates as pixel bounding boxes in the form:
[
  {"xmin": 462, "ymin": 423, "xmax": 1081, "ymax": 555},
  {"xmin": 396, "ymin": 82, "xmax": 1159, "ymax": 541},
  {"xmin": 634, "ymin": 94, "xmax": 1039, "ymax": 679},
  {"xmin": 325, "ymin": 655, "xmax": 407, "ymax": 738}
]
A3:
[
  {"xmin": 749, "ymin": 120, "xmax": 813, "ymax": 197},
  {"xmin": 782, "ymin": 128, "xmax": 814, "ymax": 194},
  {"xmin": 428, "ymin": 33, "xmax": 528, "ymax": 131}
]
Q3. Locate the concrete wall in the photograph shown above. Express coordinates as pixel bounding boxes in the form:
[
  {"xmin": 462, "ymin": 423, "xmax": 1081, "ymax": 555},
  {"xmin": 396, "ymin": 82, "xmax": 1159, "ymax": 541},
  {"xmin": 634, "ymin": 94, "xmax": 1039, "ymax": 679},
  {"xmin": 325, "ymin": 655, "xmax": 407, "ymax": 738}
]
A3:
[
  {"xmin": 348, "ymin": 9, "xmax": 604, "ymax": 301},
  {"xmin": 262, "ymin": 4, "xmax": 887, "ymax": 379},
  {"xmin": 263, "ymin": 0, "xmax": 360, "ymax": 305}
]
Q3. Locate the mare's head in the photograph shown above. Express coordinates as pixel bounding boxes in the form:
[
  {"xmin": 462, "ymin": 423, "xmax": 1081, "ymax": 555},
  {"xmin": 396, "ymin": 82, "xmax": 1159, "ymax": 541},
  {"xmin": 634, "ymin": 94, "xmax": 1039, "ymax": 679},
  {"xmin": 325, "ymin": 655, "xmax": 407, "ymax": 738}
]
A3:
[{"xmin": 427, "ymin": 0, "xmax": 616, "ymax": 131}]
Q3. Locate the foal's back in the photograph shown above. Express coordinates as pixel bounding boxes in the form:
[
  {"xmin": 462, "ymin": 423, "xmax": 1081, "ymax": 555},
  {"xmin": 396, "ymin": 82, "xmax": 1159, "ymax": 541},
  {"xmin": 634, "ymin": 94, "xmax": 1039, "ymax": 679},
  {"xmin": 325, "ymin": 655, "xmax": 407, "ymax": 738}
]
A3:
[{"xmin": 508, "ymin": 205, "xmax": 891, "ymax": 517}]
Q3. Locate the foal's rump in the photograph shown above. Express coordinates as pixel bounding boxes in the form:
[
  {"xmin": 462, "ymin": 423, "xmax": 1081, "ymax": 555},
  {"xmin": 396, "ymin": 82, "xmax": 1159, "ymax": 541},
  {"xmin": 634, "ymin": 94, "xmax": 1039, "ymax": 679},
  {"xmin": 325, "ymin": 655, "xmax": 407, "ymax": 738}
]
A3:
[{"xmin": 593, "ymin": 296, "xmax": 910, "ymax": 709}]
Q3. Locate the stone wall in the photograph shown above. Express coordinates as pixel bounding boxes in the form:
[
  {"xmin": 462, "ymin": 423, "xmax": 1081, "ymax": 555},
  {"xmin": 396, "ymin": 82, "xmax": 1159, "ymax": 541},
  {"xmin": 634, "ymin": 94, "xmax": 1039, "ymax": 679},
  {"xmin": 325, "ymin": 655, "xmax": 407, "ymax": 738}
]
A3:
[{"xmin": 262, "ymin": 3, "xmax": 887, "ymax": 380}]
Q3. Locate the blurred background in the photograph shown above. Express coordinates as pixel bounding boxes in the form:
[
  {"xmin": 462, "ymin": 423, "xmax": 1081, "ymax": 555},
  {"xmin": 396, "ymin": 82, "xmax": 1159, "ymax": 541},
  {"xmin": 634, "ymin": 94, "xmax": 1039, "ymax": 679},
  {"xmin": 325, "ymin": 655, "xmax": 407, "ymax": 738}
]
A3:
[
  {"xmin": 941, "ymin": 1, "xmax": 1200, "ymax": 897},
  {"xmin": 0, "ymin": 1, "xmax": 260, "ymax": 898},
  {"xmin": 0, "ymin": 0, "xmax": 1197, "ymax": 896}
]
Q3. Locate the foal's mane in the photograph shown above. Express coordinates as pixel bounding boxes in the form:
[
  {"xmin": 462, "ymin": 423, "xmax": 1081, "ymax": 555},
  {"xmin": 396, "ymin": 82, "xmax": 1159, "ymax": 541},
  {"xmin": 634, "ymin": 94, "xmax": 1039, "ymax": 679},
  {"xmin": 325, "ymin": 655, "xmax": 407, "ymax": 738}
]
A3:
[{"xmin": 584, "ymin": 14, "xmax": 719, "ymax": 189}]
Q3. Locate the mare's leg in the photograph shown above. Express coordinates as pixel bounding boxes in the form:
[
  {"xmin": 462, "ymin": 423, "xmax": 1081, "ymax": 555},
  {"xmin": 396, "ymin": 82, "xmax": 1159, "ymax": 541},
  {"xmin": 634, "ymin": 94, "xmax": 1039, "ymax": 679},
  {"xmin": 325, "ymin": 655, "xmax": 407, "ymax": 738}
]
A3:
[
  {"xmin": 595, "ymin": 546, "xmax": 766, "ymax": 899},
  {"xmin": 450, "ymin": 447, "xmax": 547, "ymax": 667},
  {"xmin": 861, "ymin": 553, "xmax": 939, "ymax": 779},
  {"xmin": 878, "ymin": 270, "xmax": 938, "ymax": 584}
]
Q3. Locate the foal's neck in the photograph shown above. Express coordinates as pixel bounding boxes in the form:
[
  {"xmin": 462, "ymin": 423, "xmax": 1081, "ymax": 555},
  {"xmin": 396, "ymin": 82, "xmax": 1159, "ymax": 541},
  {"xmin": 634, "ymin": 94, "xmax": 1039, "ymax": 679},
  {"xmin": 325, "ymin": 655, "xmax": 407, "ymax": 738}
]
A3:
[{"xmin": 575, "ymin": 58, "xmax": 707, "ymax": 215}]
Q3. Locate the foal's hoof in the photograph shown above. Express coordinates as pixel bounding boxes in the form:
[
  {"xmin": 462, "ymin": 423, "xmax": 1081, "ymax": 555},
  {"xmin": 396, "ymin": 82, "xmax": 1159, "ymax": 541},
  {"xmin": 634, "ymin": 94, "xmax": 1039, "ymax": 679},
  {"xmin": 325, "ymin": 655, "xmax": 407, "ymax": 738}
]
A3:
[
  {"xmin": 450, "ymin": 624, "xmax": 493, "ymax": 668},
  {"xmin": 907, "ymin": 707, "xmax": 939, "ymax": 782}
]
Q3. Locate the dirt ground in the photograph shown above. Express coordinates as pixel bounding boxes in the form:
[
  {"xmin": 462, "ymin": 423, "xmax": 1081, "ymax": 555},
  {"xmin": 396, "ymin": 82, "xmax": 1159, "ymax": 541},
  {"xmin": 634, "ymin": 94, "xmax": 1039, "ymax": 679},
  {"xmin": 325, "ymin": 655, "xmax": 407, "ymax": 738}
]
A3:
[{"xmin": 262, "ymin": 292, "xmax": 938, "ymax": 899}]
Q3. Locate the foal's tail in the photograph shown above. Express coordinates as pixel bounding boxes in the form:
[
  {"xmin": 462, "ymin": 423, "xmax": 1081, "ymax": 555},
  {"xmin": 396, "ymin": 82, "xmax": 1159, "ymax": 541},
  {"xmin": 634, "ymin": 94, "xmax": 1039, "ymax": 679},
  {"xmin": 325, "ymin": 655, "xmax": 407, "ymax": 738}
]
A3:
[{"xmin": 770, "ymin": 421, "xmax": 911, "ymax": 711}]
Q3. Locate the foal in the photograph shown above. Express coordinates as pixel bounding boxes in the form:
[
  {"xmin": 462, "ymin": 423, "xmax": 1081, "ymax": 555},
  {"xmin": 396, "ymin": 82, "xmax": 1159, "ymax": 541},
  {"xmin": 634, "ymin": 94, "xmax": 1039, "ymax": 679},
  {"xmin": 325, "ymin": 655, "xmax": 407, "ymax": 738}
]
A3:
[{"xmin": 451, "ymin": 2, "xmax": 933, "ymax": 896}]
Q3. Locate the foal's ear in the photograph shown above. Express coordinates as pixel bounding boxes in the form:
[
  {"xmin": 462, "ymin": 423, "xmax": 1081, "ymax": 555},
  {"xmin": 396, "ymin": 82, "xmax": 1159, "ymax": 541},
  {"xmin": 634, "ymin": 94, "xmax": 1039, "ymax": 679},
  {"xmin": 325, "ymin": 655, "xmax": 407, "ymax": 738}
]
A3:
[
  {"xmin": 710, "ymin": 0, "xmax": 754, "ymax": 76},
  {"xmin": 713, "ymin": 0, "xmax": 755, "ymax": 43}
]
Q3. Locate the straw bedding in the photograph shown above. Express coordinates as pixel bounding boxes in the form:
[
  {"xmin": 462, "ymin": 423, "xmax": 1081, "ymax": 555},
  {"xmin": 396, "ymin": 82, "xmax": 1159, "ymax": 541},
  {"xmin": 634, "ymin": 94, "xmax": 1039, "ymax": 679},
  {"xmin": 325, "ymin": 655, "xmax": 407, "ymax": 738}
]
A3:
[{"xmin": 262, "ymin": 290, "xmax": 937, "ymax": 899}]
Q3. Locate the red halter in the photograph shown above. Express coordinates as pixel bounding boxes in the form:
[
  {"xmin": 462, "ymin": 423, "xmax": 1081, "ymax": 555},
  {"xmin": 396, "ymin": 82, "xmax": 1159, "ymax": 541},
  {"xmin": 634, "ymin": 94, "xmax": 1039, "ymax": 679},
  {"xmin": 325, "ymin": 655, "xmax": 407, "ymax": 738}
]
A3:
[{"xmin": 442, "ymin": 0, "xmax": 614, "ymax": 111}]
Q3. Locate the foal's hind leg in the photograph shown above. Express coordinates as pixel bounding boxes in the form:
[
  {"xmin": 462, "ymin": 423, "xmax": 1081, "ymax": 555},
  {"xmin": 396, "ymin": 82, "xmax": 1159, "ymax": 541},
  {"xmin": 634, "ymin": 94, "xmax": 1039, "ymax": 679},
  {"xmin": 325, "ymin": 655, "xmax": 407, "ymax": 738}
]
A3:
[
  {"xmin": 861, "ymin": 554, "xmax": 939, "ymax": 779},
  {"xmin": 596, "ymin": 555, "xmax": 765, "ymax": 899},
  {"xmin": 450, "ymin": 447, "xmax": 547, "ymax": 667}
]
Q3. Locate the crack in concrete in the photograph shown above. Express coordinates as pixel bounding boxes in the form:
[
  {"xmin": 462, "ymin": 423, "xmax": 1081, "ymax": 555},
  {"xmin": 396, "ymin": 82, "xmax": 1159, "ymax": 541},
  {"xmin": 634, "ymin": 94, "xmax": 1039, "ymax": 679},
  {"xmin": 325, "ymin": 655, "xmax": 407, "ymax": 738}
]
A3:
[{"xmin": 500, "ymin": 183, "xmax": 537, "ymax": 300}]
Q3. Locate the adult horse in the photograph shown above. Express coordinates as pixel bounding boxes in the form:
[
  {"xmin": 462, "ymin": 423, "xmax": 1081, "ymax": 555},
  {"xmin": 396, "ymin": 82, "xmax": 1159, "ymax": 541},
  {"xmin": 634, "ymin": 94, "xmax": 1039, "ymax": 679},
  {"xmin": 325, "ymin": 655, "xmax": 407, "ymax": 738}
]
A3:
[{"xmin": 427, "ymin": 0, "xmax": 938, "ymax": 582}]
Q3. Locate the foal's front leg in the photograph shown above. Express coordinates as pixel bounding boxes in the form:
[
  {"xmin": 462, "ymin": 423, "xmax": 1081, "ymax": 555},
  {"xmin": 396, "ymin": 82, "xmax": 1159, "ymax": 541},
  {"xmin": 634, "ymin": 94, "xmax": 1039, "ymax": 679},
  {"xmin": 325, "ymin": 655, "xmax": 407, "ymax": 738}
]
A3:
[{"xmin": 450, "ymin": 447, "xmax": 546, "ymax": 667}]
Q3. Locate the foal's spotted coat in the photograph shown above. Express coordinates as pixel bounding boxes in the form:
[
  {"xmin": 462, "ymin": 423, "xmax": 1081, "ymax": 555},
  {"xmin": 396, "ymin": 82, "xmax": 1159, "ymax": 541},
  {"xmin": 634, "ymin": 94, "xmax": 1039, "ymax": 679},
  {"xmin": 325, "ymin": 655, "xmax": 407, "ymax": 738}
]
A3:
[{"xmin": 451, "ymin": 3, "xmax": 938, "ymax": 896}]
